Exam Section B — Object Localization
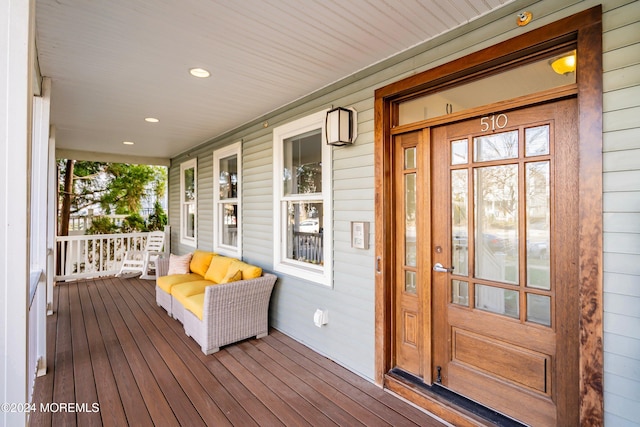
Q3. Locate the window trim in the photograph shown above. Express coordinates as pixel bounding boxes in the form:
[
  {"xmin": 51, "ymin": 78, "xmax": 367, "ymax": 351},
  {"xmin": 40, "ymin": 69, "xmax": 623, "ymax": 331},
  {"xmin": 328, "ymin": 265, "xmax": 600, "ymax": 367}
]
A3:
[
  {"xmin": 180, "ymin": 158, "xmax": 197, "ymax": 246},
  {"xmin": 213, "ymin": 142, "xmax": 242, "ymax": 257},
  {"xmin": 272, "ymin": 110, "xmax": 333, "ymax": 287}
]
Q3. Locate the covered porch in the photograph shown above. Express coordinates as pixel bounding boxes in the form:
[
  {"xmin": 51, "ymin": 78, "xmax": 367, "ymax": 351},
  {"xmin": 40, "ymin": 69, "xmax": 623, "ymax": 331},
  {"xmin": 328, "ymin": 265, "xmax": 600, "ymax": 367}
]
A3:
[{"xmin": 30, "ymin": 276, "xmax": 448, "ymax": 426}]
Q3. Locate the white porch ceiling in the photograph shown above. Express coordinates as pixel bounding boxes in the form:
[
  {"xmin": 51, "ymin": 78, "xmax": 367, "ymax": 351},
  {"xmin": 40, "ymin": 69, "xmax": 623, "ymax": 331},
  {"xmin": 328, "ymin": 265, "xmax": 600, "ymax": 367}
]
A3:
[{"xmin": 36, "ymin": 0, "xmax": 516, "ymax": 163}]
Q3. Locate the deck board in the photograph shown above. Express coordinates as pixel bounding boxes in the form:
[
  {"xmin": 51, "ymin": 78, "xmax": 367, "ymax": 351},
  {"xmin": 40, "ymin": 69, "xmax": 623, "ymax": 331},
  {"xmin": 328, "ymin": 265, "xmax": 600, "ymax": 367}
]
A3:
[
  {"xmin": 31, "ymin": 276, "xmax": 448, "ymax": 427},
  {"xmin": 86, "ymin": 279, "xmax": 154, "ymax": 427}
]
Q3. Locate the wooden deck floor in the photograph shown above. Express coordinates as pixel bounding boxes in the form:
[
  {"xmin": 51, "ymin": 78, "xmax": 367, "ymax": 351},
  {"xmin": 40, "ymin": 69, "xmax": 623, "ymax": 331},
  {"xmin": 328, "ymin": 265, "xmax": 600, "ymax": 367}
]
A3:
[{"xmin": 30, "ymin": 276, "xmax": 447, "ymax": 427}]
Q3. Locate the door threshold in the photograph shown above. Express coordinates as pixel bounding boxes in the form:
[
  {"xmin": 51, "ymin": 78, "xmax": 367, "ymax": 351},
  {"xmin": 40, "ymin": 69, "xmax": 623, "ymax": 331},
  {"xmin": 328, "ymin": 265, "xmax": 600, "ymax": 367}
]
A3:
[{"xmin": 386, "ymin": 369, "xmax": 528, "ymax": 427}]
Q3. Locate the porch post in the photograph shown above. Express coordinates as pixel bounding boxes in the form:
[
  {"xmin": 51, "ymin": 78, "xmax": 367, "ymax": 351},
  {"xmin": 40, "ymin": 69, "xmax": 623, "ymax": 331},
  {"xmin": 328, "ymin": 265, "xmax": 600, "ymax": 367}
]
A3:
[{"xmin": 0, "ymin": 1, "xmax": 35, "ymax": 426}]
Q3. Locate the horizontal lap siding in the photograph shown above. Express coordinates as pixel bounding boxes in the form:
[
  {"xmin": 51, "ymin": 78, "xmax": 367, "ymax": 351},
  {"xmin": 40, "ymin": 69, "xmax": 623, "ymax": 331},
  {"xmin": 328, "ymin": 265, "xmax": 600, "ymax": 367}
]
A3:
[
  {"xmin": 242, "ymin": 134, "xmax": 275, "ymax": 268},
  {"xmin": 602, "ymin": 0, "xmax": 640, "ymax": 425}
]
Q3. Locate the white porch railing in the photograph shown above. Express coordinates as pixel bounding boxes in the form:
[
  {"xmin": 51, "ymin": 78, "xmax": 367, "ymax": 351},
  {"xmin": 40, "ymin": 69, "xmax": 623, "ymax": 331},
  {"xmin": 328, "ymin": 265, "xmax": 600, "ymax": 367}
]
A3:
[
  {"xmin": 55, "ymin": 232, "xmax": 158, "ymax": 281},
  {"xmin": 67, "ymin": 213, "xmax": 148, "ymax": 232}
]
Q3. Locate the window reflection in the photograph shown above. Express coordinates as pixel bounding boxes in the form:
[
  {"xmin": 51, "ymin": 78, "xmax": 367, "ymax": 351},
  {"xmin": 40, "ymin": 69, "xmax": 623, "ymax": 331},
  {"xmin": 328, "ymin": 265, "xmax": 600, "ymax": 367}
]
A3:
[
  {"xmin": 525, "ymin": 126, "xmax": 550, "ymax": 156},
  {"xmin": 474, "ymin": 131, "xmax": 518, "ymax": 162},
  {"xmin": 283, "ymin": 130, "xmax": 322, "ymax": 196},
  {"xmin": 287, "ymin": 201, "xmax": 323, "ymax": 265},
  {"xmin": 405, "ymin": 271, "xmax": 417, "ymax": 294},
  {"xmin": 451, "ymin": 170, "xmax": 468, "ymax": 276},
  {"xmin": 452, "ymin": 280, "xmax": 469, "ymax": 306},
  {"xmin": 474, "ymin": 165, "xmax": 519, "ymax": 284},
  {"xmin": 405, "ymin": 173, "xmax": 417, "ymax": 267},
  {"xmin": 475, "ymin": 284, "xmax": 519, "ymax": 318},
  {"xmin": 526, "ymin": 162, "xmax": 550, "ymax": 289},
  {"xmin": 527, "ymin": 293, "xmax": 551, "ymax": 326}
]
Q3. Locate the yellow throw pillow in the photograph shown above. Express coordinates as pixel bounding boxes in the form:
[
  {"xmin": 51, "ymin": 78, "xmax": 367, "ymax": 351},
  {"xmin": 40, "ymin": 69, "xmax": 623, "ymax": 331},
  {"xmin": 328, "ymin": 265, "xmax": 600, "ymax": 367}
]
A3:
[
  {"xmin": 229, "ymin": 259, "xmax": 262, "ymax": 280},
  {"xmin": 167, "ymin": 253, "xmax": 192, "ymax": 275},
  {"xmin": 220, "ymin": 268, "xmax": 242, "ymax": 284},
  {"xmin": 189, "ymin": 250, "xmax": 215, "ymax": 277},
  {"xmin": 204, "ymin": 255, "xmax": 235, "ymax": 284}
]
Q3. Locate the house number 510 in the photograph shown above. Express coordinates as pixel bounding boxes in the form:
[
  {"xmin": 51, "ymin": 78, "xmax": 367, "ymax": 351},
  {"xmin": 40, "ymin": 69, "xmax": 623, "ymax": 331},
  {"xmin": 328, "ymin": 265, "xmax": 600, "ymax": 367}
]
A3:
[{"xmin": 480, "ymin": 113, "xmax": 508, "ymax": 132}]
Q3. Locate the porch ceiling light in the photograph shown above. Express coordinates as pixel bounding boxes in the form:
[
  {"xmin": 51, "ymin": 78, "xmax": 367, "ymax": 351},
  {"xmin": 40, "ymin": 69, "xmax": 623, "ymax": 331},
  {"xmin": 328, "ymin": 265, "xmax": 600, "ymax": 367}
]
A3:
[
  {"xmin": 551, "ymin": 52, "xmax": 576, "ymax": 75},
  {"xmin": 325, "ymin": 107, "xmax": 357, "ymax": 146},
  {"xmin": 123, "ymin": 141, "xmax": 134, "ymax": 145},
  {"xmin": 145, "ymin": 117, "xmax": 159, "ymax": 123},
  {"xmin": 189, "ymin": 67, "xmax": 210, "ymax": 78}
]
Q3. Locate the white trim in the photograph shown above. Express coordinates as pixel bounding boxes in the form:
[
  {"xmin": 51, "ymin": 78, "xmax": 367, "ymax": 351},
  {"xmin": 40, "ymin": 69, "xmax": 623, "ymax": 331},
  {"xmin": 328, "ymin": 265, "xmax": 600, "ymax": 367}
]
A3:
[
  {"xmin": 272, "ymin": 110, "xmax": 333, "ymax": 287},
  {"xmin": 1, "ymin": 0, "xmax": 34, "ymax": 425},
  {"xmin": 179, "ymin": 158, "xmax": 197, "ymax": 247},
  {"xmin": 213, "ymin": 142, "xmax": 242, "ymax": 257}
]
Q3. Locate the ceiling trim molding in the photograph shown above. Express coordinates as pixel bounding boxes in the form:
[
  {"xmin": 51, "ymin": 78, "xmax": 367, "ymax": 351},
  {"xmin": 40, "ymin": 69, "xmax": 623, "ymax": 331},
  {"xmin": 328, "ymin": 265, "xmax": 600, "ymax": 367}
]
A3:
[{"xmin": 55, "ymin": 149, "xmax": 170, "ymax": 167}]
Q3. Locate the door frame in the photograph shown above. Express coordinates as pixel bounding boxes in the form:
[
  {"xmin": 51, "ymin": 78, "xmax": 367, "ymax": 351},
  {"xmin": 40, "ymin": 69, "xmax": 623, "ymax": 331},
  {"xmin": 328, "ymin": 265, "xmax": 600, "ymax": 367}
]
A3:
[{"xmin": 374, "ymin": 6, "xmax": 603, "ymax": 426}]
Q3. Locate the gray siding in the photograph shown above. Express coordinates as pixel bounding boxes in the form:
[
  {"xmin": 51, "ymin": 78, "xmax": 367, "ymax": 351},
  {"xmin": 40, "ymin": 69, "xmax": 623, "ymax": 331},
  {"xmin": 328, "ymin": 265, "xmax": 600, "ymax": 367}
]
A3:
[
  {"xmin": 602, "ymin": 1, "xmax": 640, "ymax": 425},
  {"xmin": 166, "ymin": 0, "xmax": 640, "ymax": 423}
]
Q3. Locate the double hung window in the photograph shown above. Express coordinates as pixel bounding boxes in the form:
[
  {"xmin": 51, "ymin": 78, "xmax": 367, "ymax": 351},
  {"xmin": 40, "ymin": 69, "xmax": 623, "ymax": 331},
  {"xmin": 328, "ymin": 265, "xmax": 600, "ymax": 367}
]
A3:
[
  {"xmin": 213, "ymin": 142, "xmax": 241, "ymax": 257},
  {"xmin": 180, "ymin": 159, "xmax": 197, "ymax": 246},
  {"xmin": 273, "ymin": 111, "xmax": 332, "ymax": 286}
]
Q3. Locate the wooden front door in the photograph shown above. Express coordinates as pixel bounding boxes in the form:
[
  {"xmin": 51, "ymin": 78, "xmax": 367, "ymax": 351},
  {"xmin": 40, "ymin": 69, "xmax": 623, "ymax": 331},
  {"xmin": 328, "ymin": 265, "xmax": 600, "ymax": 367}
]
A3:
[{"xmin": 393, "ymin": 99, "xmax": 579, "ymax": 426}]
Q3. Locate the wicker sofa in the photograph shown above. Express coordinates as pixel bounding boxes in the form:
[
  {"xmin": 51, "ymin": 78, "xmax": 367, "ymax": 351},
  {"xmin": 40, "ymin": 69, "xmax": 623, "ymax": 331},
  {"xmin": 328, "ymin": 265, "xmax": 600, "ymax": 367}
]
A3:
[{"xmin": 156, "ymin": 251, "xmax": 277, "ymax": 354}]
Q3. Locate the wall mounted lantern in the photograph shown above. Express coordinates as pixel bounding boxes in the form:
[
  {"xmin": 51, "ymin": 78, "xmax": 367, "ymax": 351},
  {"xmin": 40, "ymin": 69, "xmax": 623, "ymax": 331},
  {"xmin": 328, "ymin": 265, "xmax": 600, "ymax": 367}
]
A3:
[{"xmin": 325, "ymin": 107, "xmax": 357, "ymax": 146}]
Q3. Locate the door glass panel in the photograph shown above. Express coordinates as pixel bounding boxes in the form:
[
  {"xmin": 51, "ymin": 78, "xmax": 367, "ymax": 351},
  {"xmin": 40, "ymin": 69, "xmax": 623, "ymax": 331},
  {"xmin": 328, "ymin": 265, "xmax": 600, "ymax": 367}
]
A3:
[
  {"xmin": 527, "ymin": 293, "xmax": 551, "ymax": 326},
  {"xmin": 452, "ymin": 280, "xmax": 469, "ymax": 306},
  {"xmin": 475, "ymin": 284, "xmax": 519, "ymax": 318},
  {"xmin": 405, "ymin": 147, "xmax": 416, "ymax": 169},
  {"xmin": 405, "ymin": 173, "xmax": 417, "ymax": 267},
  {"xmin": 526, "ymin": 161, "xmax": 551, "ymax": 289},
  {"xmin": 405, "ymin": 271, "xmax": 417, "ymax": 294},
  {"xmin": 451, "ymin": 139, "xmax": 468, "ymax": 165},
  {"xmin": 526, "ymin": 125, "xmax": 550, "ymax": 156},
  {"xmin": 451, "ymin": 169, "xmax": 468, "ymax": 276},
  {"xmin": 474, "ymin": 130, "xmax": 518, "ymax": 162},
  {"xmin": 475, "ymin": 165, "xmax": 518, "ymax": 284}
]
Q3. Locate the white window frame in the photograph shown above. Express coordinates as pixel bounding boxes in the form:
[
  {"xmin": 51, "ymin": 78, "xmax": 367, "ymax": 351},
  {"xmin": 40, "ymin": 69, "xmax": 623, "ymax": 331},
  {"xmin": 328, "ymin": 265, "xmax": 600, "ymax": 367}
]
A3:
[
  {"xmin": 273, "ymin": 110, "xmax": 333, "ymax": 286},
  {"xmin": 180, "ymin": 158, "xmax": 197, "ymax": 246},
  {"xmin": 213, "ymin": 142, "xmax": 242, "ymax": 257}
]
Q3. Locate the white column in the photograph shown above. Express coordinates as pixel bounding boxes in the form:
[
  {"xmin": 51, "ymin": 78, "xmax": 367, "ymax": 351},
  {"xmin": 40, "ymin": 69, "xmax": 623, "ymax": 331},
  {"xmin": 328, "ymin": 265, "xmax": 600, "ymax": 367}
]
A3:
[
  {"xmin": 47, "ymin": 126, "xmax": 56, "ymax": 316},
  {"xmin": 0, "ymin": 1, "xmax": 35, "ymax": 426},
  {"xmin": 32, "ymin": 77, "xmax": 51, "ymax": 378}
]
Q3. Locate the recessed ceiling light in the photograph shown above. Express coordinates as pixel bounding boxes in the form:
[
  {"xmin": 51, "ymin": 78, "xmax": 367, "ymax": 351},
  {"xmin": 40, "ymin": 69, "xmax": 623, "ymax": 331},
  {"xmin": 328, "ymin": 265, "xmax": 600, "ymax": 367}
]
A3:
[
  {"xmin": 145, "ymin": 117, "xmax": 159, "ymax": 123},
  {"xmin": 189, "ymin": 67, "xmax": 210, "ymax": 78},
  {"xmin": 123, "ymin": 141, "xmax": 135, "ymax": 145}
]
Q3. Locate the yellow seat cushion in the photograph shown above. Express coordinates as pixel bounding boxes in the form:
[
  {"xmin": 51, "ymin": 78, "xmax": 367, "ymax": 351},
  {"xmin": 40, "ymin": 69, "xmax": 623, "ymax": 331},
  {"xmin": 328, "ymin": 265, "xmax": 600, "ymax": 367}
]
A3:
[
  {"xmin": 183, "ymin": 293, "xmax": 205, "ymax": 320},
  {"xmin": 204, "ymin": 255, "xmax": 235, "ymax": 284},
  {"xmin": 171, "ymin": 280, "xmax": 213, "ymax": 306},
  {"xmin": 156, "ymin": 273, "xmax": 203, "ymax": 294},
  {"xmin": 229, "ymin": 259, "xmax": 262, "ymax": 280},
  {"xmin": 190, "ymin": 250, "xmax": 215, "ymax": 277}
]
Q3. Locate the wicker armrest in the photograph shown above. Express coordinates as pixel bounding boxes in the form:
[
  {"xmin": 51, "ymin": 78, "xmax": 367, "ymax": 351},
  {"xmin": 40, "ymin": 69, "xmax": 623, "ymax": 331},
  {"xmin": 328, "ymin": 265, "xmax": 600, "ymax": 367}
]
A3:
[{"xmin": 201, "ymin": 273, "xmax": 277, "ymax": 348}]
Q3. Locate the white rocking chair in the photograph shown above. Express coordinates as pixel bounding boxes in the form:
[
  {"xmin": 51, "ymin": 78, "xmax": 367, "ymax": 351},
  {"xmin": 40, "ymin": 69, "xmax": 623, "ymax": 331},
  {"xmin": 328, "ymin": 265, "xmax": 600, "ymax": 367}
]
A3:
[{"xmin": 117, "ymin": 231, "xmax": 165, "ymax": 279}]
